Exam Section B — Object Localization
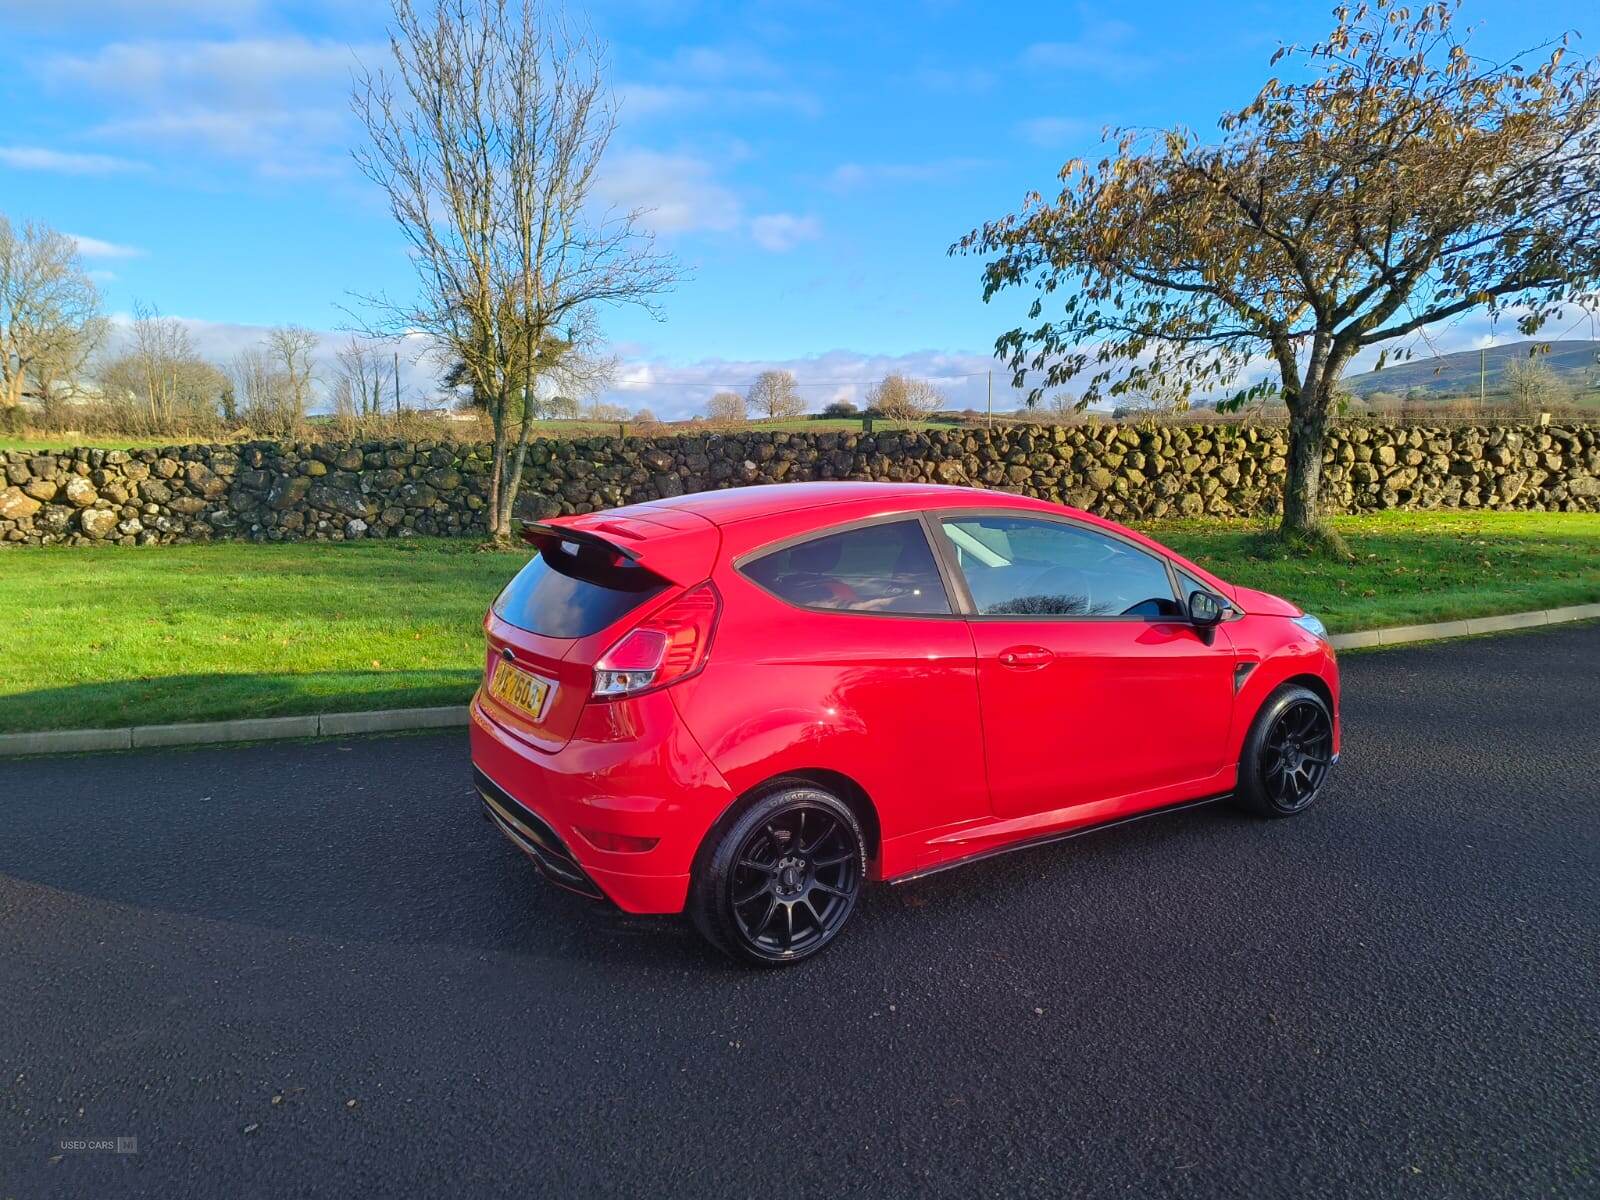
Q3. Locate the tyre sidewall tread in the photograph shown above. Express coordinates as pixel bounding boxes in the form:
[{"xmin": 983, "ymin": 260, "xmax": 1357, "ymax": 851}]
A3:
[
  {"xmin": 1234, "ymin": 684, "xmax": 1333, "ymax": 819},
  {"xmin": 688, "ymin": 783, "xmax": 865, "ymax": 967}
]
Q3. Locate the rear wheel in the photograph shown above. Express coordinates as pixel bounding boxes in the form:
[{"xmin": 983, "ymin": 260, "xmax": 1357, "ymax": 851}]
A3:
[
  {"xmin": 1234, "ymin": 684, "xmax": 1335, "ymax": 818},
  {"xmin": 689, "ymin": 784, "xmax": 865, "ymax": 966}
]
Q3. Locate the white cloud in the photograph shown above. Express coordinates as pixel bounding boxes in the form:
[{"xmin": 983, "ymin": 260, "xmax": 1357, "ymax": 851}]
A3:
[
  {"xmin": 618, "ymin": 40, "xmax": 820, "ymax": 121},
  {"xmin": 68, "ymin": 234, "xmax": 145, "ymax": 259},
  {"xmin": 597, "ymin": 150, "xmax": 744, "ymax": 235},
  {"xmin": 598, "ymin": 149, "xmax": 813, "ymax": 252},
  {"xmin": 1023, "ymin": 19, "xmax": 1153, "ymax": 81},
  {"xmin": 94, "ymin": 107, "xmax": 345, "ymax": 159},
  {"xmin": 0, "ymin": 145, "xmax": 146, "ymax": 175},
  {"xmin": 826, "ymin": 158, "xmax": 986, "ymax": 192},
  {"xmin": 909, "ymin": 63, "xmax": 997, "ymax": 94},
  {"xmin": 1016, "ymin": 116, "xmax": 1097, "ymax": 148},
  {"xmin": 39, "ymin": 35, "xmax": 376, "ymax": 177},
  {"xmin": 749, "ymin": 213, "xmax": 821, "ymax": 252},
  {"xmin": 660, "ymin": 44, "xmax": 782, "ymax": 81},
  {"xmin": 618, "ymin": 81, "xmax": 821, "ymax": 120},
  {"xmin": 44, "ymin": 36, "xmax": 372, "ymax": 104}
]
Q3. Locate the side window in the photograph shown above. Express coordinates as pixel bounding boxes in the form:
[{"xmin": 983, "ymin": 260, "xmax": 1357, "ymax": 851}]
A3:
[
  {"xmin": 742, "ymin": 520, "xmax": 953, "ymax": 615},
  {"xmin": 939, "ymin": 516, "xmax": 1181, "ymax": 618}
]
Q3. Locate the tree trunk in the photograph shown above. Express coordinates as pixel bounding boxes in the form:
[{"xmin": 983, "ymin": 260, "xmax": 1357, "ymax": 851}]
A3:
[
  {"xmin": 487, "ymin": 397, "xmax": 509, "ymax": 541},
  {"xmin": 497, "ymin": 374, "xmax": 540, "ymax": 536},
  {"xmin": 1280, "ymin": 385, "xmax": 1332, "ymax": 538}
]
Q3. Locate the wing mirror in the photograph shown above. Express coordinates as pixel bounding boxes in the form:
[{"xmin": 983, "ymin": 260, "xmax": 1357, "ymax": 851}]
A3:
[{"xmin": 1188, "ymin": 590, "xmax": 1229, "ymax": 629}]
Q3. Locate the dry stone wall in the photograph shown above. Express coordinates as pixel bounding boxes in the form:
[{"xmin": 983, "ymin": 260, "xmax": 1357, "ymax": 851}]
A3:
[{"xmin": 2, "ymin": 423, "xmax": 1596, "ymax": 547}]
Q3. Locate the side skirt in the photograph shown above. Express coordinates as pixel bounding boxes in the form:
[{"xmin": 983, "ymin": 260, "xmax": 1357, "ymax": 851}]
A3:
[{"xmin": 886, "ymin": 793, "xmax": 1228, "ymax": 887}]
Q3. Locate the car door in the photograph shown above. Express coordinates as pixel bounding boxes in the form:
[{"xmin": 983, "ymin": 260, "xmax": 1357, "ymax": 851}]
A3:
[{"xmin": 932, "ymin": 511, "xmax": 1236, "ymax": 821}]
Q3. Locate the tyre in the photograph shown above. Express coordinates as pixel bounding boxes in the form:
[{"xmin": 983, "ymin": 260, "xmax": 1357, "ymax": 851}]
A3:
[
  {"xmin": 1233, "ymin": 684, "xmax": 1336, "ymax": 818},
  {"xmin": 689, "ymin": 782, "xmax": 866, "ymax": 966}
]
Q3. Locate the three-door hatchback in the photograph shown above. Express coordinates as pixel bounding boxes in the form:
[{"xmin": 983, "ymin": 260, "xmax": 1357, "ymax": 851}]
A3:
[{"xmin": 470, "ymin": 482, "xmax": 1340, "ymax": 964}]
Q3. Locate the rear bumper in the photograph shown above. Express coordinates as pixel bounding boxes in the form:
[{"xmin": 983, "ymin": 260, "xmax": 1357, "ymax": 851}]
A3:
[
  {"xmin": 476, "ymin": 767, "xmax": 607, "ymax": 900},
  {"xmin": 469, "ymin": 687, "xmax": 733, "ymax": 914}
]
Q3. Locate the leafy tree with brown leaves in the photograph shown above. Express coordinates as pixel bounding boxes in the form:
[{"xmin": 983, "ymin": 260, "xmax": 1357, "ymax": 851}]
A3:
[{"xmin": 956, "ymin": 1, "xmax": 1600, "ymax": 549}]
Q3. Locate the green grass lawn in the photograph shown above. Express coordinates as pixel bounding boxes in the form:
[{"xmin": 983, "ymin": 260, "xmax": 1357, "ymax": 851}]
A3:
[
  {"xmin": 1, "ymin": 511, "xmax": 1595, "ymax": 734},
  {"xmin": 1144, "ymin": 511, "xmax": 1600, "ymax": 630}
]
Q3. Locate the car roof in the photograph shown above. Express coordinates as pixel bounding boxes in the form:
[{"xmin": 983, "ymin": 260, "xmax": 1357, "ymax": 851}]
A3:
[
  {"xmin": 553, "ymin": 481, "xmax": 1238, "ymax": 600},
  {"xmin": 630, "ymin": 481, "xmax": 1048, "ymax": 526}
]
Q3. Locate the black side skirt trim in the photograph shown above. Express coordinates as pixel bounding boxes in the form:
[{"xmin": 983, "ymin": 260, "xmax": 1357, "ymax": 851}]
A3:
[{"xmin": 889, "ymin": 794, "xmax": 1227, "ymax": 886}]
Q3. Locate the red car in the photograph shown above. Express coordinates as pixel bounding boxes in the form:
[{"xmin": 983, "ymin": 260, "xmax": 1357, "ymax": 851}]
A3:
[{"xmin": 470, "ymin": 482, "xmax": 1340, "ymax": 965}]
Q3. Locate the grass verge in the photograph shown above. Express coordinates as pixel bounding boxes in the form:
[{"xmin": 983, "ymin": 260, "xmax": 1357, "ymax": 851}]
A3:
[{"xmin": 1, "ymin": 511, "xmax": 1595, "ymax": 733}]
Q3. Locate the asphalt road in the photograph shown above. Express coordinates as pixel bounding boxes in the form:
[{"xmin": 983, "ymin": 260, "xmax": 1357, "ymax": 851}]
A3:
[{"xmin": 2, "ymin": 625, "xmax": 1597, "ymax": 1199}]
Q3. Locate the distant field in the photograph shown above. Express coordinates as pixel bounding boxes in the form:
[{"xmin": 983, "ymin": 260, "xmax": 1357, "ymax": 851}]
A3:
[
  {"xmin": 0, "ymin": 417, "xmax": 956, "ymax": 454},
  {"xmin": 1, "ymin": 511, "xmax": 1594, "ymax": 734},
  {"xmin": 0, "ymin": 434, "xmax": 202, "ymax": 453}
]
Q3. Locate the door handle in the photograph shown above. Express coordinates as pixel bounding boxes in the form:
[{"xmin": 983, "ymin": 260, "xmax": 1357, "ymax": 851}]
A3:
[{"xmin": 998, "ymin": 645, "xmax": 1054, "ymax": 669}]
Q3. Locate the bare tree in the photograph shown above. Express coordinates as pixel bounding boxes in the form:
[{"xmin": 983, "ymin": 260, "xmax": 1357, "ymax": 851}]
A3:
[
  {"xmin": 119, "ymin": 302, "xmax": 201, "ymax": 430},
  {"xmin": 1045, "ymin": 391, "xmax": 1081, "ymax": 418},
  {"xmin": 266, "ymin": 324, "xmax": 318, "ymax": 428},
  {"xmin": 97, "ymin": 308, "xmax": 228, "ymax": 435},
  {"xmin": 866, "ymin": 374, "xmax": 946, "ymax": 419},
  {"xmin": 352, "ymin": 0, "xmax": 677, "ymax": 539},
  {"xmin": 1503, "ymin": 355, "xmax": 1571, "ymax": 414},
  {"xmin": 706, "ymin": 391, "xmax": 747, "ymax": 423},
  {"xmin": 0, "ymin": 214, "xmax": 105, "ymax": 417},
  {"xmin": 230, "ymin": 346, "xmax": 293, "ymax": 434},
  {"xmin": 747, "ymin": 368, "xmax": 804, "ymax": 419},
  {"xmin": 333, "ymin": 336, "xmax": 398, "ymax": 420}
]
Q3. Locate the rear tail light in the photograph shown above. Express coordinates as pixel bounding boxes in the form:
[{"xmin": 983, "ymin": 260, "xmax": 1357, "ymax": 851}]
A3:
[{"xmin": 592, "ymin": 582, "xmax": 720, "ymax": 699}]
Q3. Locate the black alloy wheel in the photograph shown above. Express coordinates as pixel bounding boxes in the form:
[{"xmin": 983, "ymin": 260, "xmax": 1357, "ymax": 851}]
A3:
[
  {"xmin": 690, "ymin": 784, "xmax": 865, "ymax": 965},
  {"xmin": 1235, "ymin": 684, "xmax": 1336, "ymax": 817}
]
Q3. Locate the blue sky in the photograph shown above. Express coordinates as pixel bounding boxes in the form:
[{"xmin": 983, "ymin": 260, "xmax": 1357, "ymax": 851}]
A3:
[{"xmin": 1, "ymin": 0, "xmax": 1593, "ymax": 415}]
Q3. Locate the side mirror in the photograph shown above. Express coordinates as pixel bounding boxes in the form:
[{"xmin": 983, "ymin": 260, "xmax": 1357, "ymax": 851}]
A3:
[{"xmin": 1188, "ymin": 590, "xmax": 1227, "ymax": 628}]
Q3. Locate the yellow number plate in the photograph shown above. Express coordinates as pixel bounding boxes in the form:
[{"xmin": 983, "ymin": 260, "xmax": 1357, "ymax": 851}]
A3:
[{"xmin": 489, "ymin": 659, "xmax": 552, "ymax": 722}]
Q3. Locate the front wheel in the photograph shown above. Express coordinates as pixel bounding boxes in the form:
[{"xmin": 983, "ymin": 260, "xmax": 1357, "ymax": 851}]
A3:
[
  {"xmin": 1233, "ymin": 684, "xmax": 1336, "ymax": 818},
  {"xmin": 689, "ymin": 784, "xmax": 866, "ymax": 966}
]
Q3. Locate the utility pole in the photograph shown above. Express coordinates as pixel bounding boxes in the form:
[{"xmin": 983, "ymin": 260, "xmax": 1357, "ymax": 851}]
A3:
[
  {"xmin": 1479, "ymin": 347, "xmax": 1486, "ymax": 408},
  {"xmin": 394, "ymin": 351, "xmax": 401, "ymax": 417},
  {"xmin": 987, "ymin": 370, "xmax": 993, "ymax": 427}
]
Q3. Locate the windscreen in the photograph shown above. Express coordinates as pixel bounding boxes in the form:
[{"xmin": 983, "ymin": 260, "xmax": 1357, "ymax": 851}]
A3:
[{"xmin": 493, "ymin": 540, "xmax": 667, "ymax": 638}]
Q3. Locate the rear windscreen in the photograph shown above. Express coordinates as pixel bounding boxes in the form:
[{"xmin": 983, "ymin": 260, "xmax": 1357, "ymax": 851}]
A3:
[{"xmin": 493, "ymin": 541, "xmax": 666, "ymax": 638}]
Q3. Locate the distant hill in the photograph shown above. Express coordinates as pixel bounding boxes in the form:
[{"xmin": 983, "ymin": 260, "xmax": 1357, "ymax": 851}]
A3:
[{"xmin": 1339, "ymin": 339, "xmax": 1600, "ymax": 397}]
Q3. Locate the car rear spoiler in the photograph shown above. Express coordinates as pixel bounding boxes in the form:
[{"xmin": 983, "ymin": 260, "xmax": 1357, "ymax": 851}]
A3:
[
  {"xmin": 519, "ymin": 521, "xmax": 642, "ymax": 562},
  {"xmin": 517, "ymin": 508, "xmax": 720, "ymax": 587}
]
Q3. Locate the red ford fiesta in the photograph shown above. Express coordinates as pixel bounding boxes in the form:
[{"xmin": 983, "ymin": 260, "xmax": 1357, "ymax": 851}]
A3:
[{"xmin": 470, "ymin": 482, "xmax": 1340, "ymax": 965}]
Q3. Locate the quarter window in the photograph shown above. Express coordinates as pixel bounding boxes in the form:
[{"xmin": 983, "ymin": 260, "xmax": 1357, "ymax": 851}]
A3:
[
  {"xmin": 742, "ymin": 520, "xmax": 952, "ymax": 615},
  {"xmin": 939, "ymin": 516, "xmax": 1181, "ymax": 618}
]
